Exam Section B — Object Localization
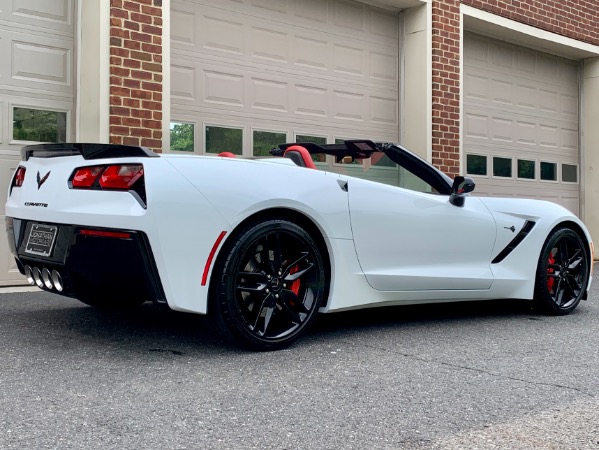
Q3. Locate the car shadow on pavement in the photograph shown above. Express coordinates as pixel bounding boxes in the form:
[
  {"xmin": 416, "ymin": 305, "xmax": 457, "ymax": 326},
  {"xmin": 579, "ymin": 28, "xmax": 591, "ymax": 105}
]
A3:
[{"xmin": 9, "ymin": 294, "xmax": 543, "ymax": 353}]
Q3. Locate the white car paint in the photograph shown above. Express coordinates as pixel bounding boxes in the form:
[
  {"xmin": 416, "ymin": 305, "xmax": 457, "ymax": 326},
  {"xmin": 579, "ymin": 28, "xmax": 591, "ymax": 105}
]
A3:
[{"xmin": 5, "ymin": 150, "xmax": 593, "ymax": 316}]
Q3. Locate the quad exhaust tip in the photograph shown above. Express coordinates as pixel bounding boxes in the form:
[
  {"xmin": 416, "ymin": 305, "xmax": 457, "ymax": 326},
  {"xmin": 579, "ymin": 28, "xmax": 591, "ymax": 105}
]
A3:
[
  {"xmin": 51, "ymin": 270, "xmax": 63, "ymax": 292},
  {"xmin": 32, "ymin": 267, "xmax": 43, "ymax": 288},
  {"xmin": 24, "ymin": 265, "xmax": 35, "ymax": 286},
  {"xmin": 23, "ymin": 265, "xmax": 63, "ymax": 292},
  {"xmin": 42, "ymin": 268, "xmax": 53, "ymax": 289}
]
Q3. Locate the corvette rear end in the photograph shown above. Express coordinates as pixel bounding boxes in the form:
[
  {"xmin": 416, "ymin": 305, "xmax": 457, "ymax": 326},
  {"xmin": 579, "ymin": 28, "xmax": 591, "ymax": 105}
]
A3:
[{"xmin": 5, "ymin": 143, "xmax": 229, "ymax": 311}]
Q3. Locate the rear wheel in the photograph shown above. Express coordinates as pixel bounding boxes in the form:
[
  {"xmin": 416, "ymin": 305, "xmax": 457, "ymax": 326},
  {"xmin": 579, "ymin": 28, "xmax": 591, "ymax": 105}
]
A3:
[
  {"xmin": 533, "ymin": 228, "xmax": 589, "ymax": 315},
  {"xmin": 211, "ymin": 218, "xmax": 326, "ymax": 351}
]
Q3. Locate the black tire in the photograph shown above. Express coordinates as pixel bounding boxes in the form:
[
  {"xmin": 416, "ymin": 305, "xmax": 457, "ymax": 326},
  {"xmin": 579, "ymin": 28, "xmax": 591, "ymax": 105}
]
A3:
[
  {"xmin": 533, "ymin": 228, "xmax": 589, "ymax": 315},
  {"xmin": 210, "ymin": 218, "xmax": 326, "ymax": 351}
]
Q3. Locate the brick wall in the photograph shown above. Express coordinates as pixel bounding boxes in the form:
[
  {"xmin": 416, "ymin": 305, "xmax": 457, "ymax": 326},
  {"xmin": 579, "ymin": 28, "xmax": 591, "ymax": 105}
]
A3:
[
  {"xmin": 109, "ymin": 0, "xmax": 163, "ymax": 152},
  {"xmin": 463, "ymin": 0, "xmax": 599, "ymax": 46},
  {"xmin": 431, "ymin": 0, "xmax": 599, "ymax": 176},
  {"xmin": 432, "ymin": 0, "xmax": 461, "ymax": 177}
]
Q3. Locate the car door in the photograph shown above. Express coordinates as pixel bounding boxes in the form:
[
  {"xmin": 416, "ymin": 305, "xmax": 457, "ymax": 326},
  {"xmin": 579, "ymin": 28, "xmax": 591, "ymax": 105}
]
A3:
[{"xmin": 347, "ymin": 166, "xmax": 497, "ymax": 292}]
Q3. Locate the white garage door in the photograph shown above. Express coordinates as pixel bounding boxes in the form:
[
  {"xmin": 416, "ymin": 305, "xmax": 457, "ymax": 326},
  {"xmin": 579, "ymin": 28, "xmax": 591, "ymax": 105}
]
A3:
[
  {"xmin": 464, "ymin": 32, "xmax": 580, "ymax": 215},
  {"xmin": 0, "ymin": 0, "xmax": 75, "ymax": 284},
  {"xmin": 170, "ymin": 0, "xmax": 400, "ymax": 156}
]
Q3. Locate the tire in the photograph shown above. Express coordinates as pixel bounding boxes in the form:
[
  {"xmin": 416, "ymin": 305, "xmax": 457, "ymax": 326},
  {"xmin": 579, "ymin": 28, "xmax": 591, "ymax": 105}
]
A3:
[
  {"xmin": 533, "ymin": 228, "xmax": 589, "ymax": 315},
  {"xmin": 210, "ymin": 218, "xmax": 326, "ymax": 351}
]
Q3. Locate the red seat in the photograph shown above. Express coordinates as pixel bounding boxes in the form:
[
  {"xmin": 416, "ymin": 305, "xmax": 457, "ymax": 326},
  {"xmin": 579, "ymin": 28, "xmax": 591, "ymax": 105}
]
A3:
[
  {"xmin": 218, "ymin": 152, "xmax": 236, "ymax": 158},
  {"xmin": 283, "ymin": 145, "xmax": 316, "ymax": 169}
]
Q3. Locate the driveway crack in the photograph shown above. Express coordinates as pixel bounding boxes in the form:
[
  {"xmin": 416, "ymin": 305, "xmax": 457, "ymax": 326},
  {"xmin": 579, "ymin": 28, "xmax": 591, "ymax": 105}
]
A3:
[{"xmin": 356, "ymin": 341, "xmax": 594, "ymax": 398}]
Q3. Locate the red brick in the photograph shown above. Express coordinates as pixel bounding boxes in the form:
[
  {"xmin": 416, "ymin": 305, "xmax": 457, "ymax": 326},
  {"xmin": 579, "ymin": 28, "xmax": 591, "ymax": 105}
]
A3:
[
  {"xmin": 131, "ymin": 12, "xmax": 152, "ymax": 24},
  {"xmin": 142, "ymin": 24, "xmax": 162, "ymax": 35},
  {"xmin": 123, "ymin": 1, "xmax": 141, "ymax": 13},
  {"xmin": 142, "ymin": 62, "xmax": 162, "ymax": 72},
  {"xmin": 123, "ymin": 136, "xmax": 141, "ymax": 146},
  {"xmin": 111, "ymin": 7, "xmax": 128, "ymax": 19},
  {"xmin": 130, "ymin": 31, "xmax": 152, "ymax": 43},
  {"xmin": 130, "ymin": 50, "xmax": 152, "ymax": 61},
  {"xmin": 131, "ymin": 70, "xmax": 153, "ymax": 80},
  {"xmin": 124, "ymin": 39, "xmax": 142, "ymax": 50}
]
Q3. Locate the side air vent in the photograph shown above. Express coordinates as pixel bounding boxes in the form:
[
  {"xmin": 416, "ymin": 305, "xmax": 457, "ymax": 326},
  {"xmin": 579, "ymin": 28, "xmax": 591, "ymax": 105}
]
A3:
[{"xmin": 492, "ymin": 220, "xmax": 536, "ymax": 264}]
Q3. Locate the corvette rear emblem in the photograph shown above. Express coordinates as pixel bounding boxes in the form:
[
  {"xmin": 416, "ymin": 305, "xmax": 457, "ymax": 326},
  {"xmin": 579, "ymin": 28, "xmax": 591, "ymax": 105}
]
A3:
[{"xmin": 37, "ymin": 171, "xmax": 50, "ymax": 189}]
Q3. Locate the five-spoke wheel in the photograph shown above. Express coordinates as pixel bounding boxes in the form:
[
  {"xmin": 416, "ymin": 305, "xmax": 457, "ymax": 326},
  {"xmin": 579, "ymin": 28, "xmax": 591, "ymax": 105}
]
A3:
[
  {"xmin": 534, "ymin": 228, "xmax": 589, "ymax": 315},
  {"xmin": 211, "ymin": 218, "xmax": 326, "ymax": 350}
]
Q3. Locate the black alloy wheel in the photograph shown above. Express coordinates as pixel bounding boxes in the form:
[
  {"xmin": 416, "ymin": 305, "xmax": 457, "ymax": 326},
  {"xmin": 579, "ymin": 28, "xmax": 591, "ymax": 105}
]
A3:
[
  {"xmin": 534, "ymin": 228, "xmax": 589, "ymax": 315},
  {"xmin": 211, "ymin": 218, "xmax": 326, "ymax": 350}
]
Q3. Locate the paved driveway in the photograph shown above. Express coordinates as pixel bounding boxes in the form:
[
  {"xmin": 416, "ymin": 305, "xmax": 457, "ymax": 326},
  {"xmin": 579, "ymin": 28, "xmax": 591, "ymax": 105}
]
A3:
[{"xmin": 1, "ymin": 274, "xmax": 599, "ymax": 449}]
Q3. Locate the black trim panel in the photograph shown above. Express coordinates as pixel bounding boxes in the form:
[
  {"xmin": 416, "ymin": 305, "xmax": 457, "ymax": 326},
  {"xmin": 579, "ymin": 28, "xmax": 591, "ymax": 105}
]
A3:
[
  {"xmin": 9, "ymin": 219, "xmax": 167, "ymax": 304},
  {"xmin": 492, "ymin": 220, "xmax": 536, "ymax": 264}
]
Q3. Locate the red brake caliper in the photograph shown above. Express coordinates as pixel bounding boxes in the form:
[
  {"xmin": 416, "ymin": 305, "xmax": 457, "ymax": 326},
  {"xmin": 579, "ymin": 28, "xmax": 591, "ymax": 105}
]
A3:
[
  {"xmin": 288, "ymin": 265, "xmax": 301, "ymax": 304},
  {"xmin": 547, "ymin": 253, "xmax": 555, "ymax": 292}
]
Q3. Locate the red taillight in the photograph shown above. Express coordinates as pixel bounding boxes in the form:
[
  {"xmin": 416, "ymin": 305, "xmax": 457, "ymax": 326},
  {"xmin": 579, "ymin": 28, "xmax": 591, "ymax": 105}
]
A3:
[
  {"xmin": 14, "ymin": 166, "xmax": 26, "ymax": 187},
  {"xmin": 70, "ymin": 164, "xmax": 144, "ymax": 190},
  {"xmin": 79, "ymin": 229, "xmax": 131, "ymax": 239},
  {"xmin": 99, "ymin": 165, "xmax": 144, "ymax": 189},
  {"xmin": 71, "ymin": 166, "xmax": 104, "ymax": 188}
]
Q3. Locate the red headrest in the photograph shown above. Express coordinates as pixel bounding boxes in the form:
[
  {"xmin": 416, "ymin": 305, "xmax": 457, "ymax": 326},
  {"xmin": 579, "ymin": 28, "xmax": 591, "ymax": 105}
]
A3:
[
  {"xmin": 283, "ymin": 145, "xmax": 316, "ymax": 169},
  {"xmin": 218, "ymin": 152, "xmax": 236, "ymax": 158}
]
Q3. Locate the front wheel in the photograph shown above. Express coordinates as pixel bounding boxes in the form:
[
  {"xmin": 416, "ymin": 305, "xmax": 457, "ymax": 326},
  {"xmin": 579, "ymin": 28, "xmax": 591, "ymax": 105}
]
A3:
[
  {"xmin": 533, "ymin": 228, "xmax": 589, "ymax": 315},
  {"xmin": 210, "ymin": 218, "xmax": 326, "ymax": 351}
]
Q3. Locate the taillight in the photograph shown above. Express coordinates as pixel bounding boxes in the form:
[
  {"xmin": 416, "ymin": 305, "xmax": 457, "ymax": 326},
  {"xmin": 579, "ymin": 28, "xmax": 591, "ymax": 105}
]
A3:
[
  {"xmin": 13, "ymin": 166, "xmax": 26, "ymax": 187},
  {"xmin": 69, "ymin": 164, "xmax": 147, "ymax": 207},
  {"xmin": 70, "ymin": 164, "xmax": 144, "ymax": 190},
  {"xmin": 71, "ymin": 166, "xmax": 104, "ymax": 188},
  {"xmin": 99, "ymin": 165, "xmax": 143, "ymax": 189}
]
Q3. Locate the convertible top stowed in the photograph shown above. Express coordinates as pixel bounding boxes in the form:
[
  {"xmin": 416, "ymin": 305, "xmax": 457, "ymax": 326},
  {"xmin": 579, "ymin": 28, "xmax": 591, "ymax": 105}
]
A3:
[{"xmin": 271, "ymin": 139, "xmax": 380, "ymax": 163}]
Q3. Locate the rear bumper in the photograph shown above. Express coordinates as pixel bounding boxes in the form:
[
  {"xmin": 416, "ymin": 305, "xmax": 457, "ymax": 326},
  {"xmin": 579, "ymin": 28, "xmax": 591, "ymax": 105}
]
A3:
[{"xmin": 7, "ymin": 217, "xmax": 166, "ymax": 304}]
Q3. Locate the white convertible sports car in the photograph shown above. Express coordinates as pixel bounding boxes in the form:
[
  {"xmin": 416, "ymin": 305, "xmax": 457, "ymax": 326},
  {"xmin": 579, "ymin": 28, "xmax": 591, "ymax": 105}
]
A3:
[{"xmin": 5, "ymin": 140, "xmax": 594, "ymax": 350}]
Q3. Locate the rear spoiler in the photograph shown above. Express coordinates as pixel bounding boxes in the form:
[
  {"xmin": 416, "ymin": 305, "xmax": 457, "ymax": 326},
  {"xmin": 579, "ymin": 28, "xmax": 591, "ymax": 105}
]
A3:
[{"xmin": 21, "ymin": 143, "xmax": 160, "ymax": 161}]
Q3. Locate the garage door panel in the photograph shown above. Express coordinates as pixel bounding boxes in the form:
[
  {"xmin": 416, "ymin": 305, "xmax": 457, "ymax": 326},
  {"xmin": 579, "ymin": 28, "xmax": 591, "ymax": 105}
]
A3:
[
  {"xmin": 0, "ymin": 29, "xmax": 73, "ymax": 96},
  {"xmin": 0, "ymin": 1, "xmax": 74, "ymax": 284},
  {"xmin": 171, "ymin": 56, "xmax": 398, "ymax": 131},
  {"xmin": 0, "ymin": 0, "xmax": 73, "ymax": 36},
  {"xmin": 172, "ymin": 0, "xmax": 398, "ymax": 90}
]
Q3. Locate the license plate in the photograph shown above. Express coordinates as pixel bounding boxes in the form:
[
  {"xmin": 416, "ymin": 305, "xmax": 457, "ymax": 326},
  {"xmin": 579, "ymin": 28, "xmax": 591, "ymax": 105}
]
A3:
[{"xmin": 25, "ymin": 223, "xmax": 58, "ymax": 257}]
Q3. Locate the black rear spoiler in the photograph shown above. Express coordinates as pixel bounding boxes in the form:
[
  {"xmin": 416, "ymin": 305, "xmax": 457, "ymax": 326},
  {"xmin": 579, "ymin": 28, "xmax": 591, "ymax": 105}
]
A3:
[{"xmin": 21, "ymin": 143, "xmax": 160, "ymax": 161}]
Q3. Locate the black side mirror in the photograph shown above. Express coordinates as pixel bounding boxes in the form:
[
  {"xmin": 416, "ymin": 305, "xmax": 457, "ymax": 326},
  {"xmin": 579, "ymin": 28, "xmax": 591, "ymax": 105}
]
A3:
[{"xmin": 449, "ymin": 176, "xmax": 475, "ymax": 207}]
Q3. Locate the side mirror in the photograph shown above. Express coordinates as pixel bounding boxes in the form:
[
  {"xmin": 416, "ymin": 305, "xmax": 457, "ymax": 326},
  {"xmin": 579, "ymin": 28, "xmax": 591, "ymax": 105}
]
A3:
[{"xmin": 449, "ymin": 176, "xmax": 475, "ymax": 207}]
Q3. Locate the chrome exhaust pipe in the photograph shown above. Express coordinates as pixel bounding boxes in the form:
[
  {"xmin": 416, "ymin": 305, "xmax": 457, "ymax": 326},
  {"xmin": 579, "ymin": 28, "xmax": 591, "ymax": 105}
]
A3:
[
  {"xmin": 51, "ymin": 270, "xmax": 63, "ymax": 292},
  {"xmin": 42, "ymin": 268, "xmax": 53, "ymax": 289},
  {"xmin": 24, "ymin": 266, "xmax": 35, "ymax": 286},
  {"xmin": 32, "ymin": 267, "xmax": 43, "ymax": 288}
]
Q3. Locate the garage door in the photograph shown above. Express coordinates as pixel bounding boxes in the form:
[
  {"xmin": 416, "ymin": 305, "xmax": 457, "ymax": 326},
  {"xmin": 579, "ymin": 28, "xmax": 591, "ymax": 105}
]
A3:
[
  {"xmin": 464, "ymin": 32, "xmax": 580, "ymax": 215},
  {"xmin": 170, "ymin": 0, "xmax": 400, "ymax": 157},
  {"xmin": 0, "ymin": 0, "xmax": 75, "ymax": 284}
]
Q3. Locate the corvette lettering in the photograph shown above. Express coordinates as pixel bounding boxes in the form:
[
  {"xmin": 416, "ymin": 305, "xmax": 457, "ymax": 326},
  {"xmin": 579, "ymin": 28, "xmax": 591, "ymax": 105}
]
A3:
[{"xmin": 24, "ymin": 202, "xmax": 48, "ymax": 208}]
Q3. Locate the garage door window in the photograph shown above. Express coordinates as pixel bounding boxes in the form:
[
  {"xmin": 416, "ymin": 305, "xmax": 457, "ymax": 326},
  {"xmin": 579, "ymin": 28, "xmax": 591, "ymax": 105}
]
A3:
[
  {"xmin": 13, "ymin": 107, "xmax": 66, "ymax": 143},
  {"xmin": 170, "ymin": 122, "xmax": 194, "ymax": 152},
  {"xmin": 562, "ymin": 164, "xmax": 578, "ymax": 183},
  {"xmin": 517, "ymin": 159, "xmax": 535, "ymax": 180},
  {"xmin": 493, "ymin": 157, "xmax": 512, "ymax": 178},
  {"xmin": 206, "ymin": 125, "xmax": 242, "ymax": 155},
  {"xmin": 466, "ymin": 154, "xmax": 487, "ymax": 176},
  {"xmin": 253, "ymin": 130, "xmax": 287, "ymax": 157},
  {"xmin": 540, "ymin": 162, "xmax": 557, "ymax": 181}
]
